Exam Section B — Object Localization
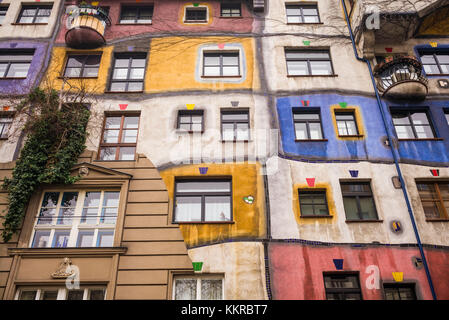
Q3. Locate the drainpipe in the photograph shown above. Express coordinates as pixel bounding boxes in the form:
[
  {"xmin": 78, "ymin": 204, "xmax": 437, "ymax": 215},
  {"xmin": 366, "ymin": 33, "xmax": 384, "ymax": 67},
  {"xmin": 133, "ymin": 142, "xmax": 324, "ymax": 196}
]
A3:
[{"xmin": 340, "ymin": 0, "xmax": 437, "ymax": 300}]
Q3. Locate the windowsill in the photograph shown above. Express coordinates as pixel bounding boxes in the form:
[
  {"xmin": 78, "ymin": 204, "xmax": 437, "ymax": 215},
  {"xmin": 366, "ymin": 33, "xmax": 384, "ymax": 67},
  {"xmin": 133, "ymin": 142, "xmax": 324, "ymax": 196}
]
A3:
[
  {"xmin": 300, "ymin": 215, "xmax": 333, "ymax": 218},
  {"xmin": 345, "ymin": 219, "xmax": 383, "ymax": 223},
  {"xmin": 425, "ymin": 218, "xmax": 449, "ymax": 222},
  {"xmin": 295, "ymin": 139, "xmax": 328, "ymax": 142},
  {"xmin": 287, "ymin": 22, "xmax": 324, "ymax": 25},
  {"xmin": 221, "ymin": 139, "xmax": 252, "ymax": 143},
  {"xmin": 184, "ymin": 20, "xmax": 208, "ymax": 23},
  {"xmin": 58, "ymin": 76, "xmax": 99, "ymax": 79},
  {"xmin": 174, "ymin": 221, "xmax": 235, "ymax": 225},
  {"xmin": 0, "ymin": 137, "xmax": 8, "ymax": 141},
  {"xmin": 338, "ymin": 135, "xmax": 364, "ymax": 138},
  {"xmin": 93, "ymin": 159, "xmax": 136, "ymax": 162},
  {"xmin": 220, "ymin": 16, "xmax": 243, "ymax": 19},
  {"xmin": 0, "ymin": 77, "xmax": 27, "ymax": 80},
  {"xmin": 11, "ymin": 23, "xmax": 48, "ymax": 26},
  {"xmin": 176, "ymin": 130, "xmax": 204, "ymax": 134},
  {"xmin": 398, "ymin": 138, "xmax": 444, "ymax": 141},
  {"xmin": 287, "ymin": 74, "xmax": 338, "ymax": 78},
  {"xmin": 201, "ymin": 75, "xmax": 242, "ymax": 79},
  {"xmin": 8, "ymin": 247, "xmax": 128, "ymax": 256},
  {"xmin": 104, "ymin": 91, "xmax": 144, "ymax": 94},
  {"xmin": 116, "ymin": 23, "xmax": 153, "ymax": 25},
  {"xmin": 426, "ymin": 74, "xmax": 449, "ymax": 77}
]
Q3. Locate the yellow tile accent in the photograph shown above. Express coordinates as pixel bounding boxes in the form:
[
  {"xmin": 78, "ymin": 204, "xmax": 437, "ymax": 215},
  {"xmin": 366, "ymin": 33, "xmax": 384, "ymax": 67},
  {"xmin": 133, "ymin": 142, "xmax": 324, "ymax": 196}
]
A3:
[
  {"xmin": 292, "ymin": 183, "xmax": 337, "ymax": 225},
  {"xmin": 179, "ymin": 3, "xmax": 214, "ymax": 26},
  {"xmin": 330, "ymin": 104, "xmax": 366, "ymax": 141},
  {"xmin": 160, "ymin": 163, "xmax": 266, "ymax": 248}
]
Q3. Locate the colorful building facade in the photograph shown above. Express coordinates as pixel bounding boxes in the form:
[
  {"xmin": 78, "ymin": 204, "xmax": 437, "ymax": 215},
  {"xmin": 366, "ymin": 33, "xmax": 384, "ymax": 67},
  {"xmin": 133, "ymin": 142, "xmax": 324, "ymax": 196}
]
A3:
[{"xmin": 0, "ymin": 0, "xmax": 448, "ymax": 300}]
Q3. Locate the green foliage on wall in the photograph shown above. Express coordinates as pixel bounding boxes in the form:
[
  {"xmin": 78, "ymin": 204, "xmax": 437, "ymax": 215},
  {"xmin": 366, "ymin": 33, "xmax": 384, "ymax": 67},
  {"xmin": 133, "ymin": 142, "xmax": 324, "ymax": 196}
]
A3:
[{"xmin": 1, "ymin": 88, "xmax": 90, "ymax": 242}]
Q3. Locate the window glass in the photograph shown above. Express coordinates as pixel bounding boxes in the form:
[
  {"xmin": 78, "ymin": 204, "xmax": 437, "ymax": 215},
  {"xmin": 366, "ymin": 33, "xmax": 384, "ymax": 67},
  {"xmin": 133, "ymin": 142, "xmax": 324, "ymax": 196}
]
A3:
[
  {"xmin": 201, "ymin": 280, "xmax": 223, "ymax": 300},
  {"xmin": 175, "ymin": 279, "xmax": 197, "ymax": 300}
]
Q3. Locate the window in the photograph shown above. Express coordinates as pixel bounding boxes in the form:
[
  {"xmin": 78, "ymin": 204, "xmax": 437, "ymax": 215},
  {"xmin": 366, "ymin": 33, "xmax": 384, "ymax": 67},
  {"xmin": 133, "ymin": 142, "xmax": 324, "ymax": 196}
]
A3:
[
  {"xmin": 384, "ymin": 284, "xmax": 417, "ymax": 300},
  {"xmin": 0, "ymin": 6, "xmax": 8, "ymax": 24},
  {"xmin": 63, "ymin": 54, "xmax": 101, "ymax": 78},
  {"xmin": 324, "ymin": 273, "xmax": 362, "ymax": 300},
  {"xmin": 120, "ymin": 6, "xmax": 153, "ymax": 24},
  {"xmin": 340, "ymin": 182, "xmax": 379, "ymax": 221},
  {"xmin": 109, "ymin": 53, "xmax": 146, "ymax": 92},
  {"xmin": 174, "ymin": 276, "xmax": 223, "ymax": 300},
  {"xmin": 0, "ymin": 114, "xmax": 13, "ymax": 139},
  {"xmin": 419, "ymin": 51, "xmax": 449, "ymax": 75},
  {"xmin": 174, "ymin": 179, "xmax": 232, "ymax": 223},
  {"xmin": 286, "ymin": 4, "xmax": 320, "ymax": 23},
  {"xmin": 177, "ymin": 110, "xmax": 204, "ymax": 133},
  {"xmin": 221, "ymin": 3, "xmax": 241, "ymax": 17},
  {"xmin": 416, "ymin": 181, "xmax": 449, "ymax": 220},
  {"xmin": 391, "ymin": 110, "xmax": 435, "ymax": 139},
  {"xmin": 185, "ymin": 7, "xmax": 207, "ymax": 22},
  {"xmin": 298, "ymin": 190, "xmax": 329, "ymax": 217},
  {"xmin": 293, "ymin": 109, "xmax": 324, "ymax": 140},
  {"xmin": 17, "ymin": 5, "xmax": 53, "ymax": 24},
  {"xmin": 0, "ymin": 50, "xmax": 34, "ymax": 79},
  {"xmin": 445, "ymin": 110, "xmax": 449, "ymax": 125},
  {"xmin": 335, "ymin": 111, "xmax": 359, "ymax": 136},
  {"xmin": 203, "ymin": 52, "xmax": 240, "ymax": 77},
  {"xmin": 221, "ymin": 110, "xmax": 249, "ymax": 141},
  {"xmin": 30, "ymin": 190, "xmax": 119, "ymax": 248},
  {"xmin": 99, "ymin": 114, "xmax": 139, "ymax": 161},
  {"xmin": 285, "ymin": 50, "xmax": 334, "ymax": 76},
  {"xmin": 16, "ymin": 287, "xmax": 106, "ymax": 300}
]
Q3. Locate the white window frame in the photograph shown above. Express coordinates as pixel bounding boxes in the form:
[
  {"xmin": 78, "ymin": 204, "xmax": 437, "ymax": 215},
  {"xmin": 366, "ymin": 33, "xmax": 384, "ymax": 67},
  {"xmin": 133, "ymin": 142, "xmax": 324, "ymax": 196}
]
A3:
[
  {"xmin": 172, "ymin": 275, "xmax": 225, "ymax": 300},
  {"xmin": 200, "ymin": 48, "xmax": 243, "ymax": 79},
  {"xmin": 183, "ymin": 5, "xmax": 209, "ymax": 23},
  {"xmin": 14, "ymin": 287, "xmax": 107, "ymax": 300},
  {"xmin": 29, "ymin": 190, "xmax": 119, "ymax": 248}
]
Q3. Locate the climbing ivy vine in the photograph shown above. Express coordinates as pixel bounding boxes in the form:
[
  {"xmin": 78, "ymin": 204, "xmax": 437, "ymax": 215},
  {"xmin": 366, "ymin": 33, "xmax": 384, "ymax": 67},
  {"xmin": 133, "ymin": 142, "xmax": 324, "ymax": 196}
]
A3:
[{"xmin": 1, "ymin": 87, "xmax": 90, "ymax": 242}]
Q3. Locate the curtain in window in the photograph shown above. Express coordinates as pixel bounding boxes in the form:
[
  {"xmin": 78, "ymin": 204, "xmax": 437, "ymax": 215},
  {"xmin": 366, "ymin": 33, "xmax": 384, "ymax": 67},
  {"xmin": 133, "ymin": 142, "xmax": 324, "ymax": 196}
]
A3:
[
  {"xmin": 205, "ymin": 196, "xmax": 231, "ymax": 221},
  {"xmin": 201, "ymin": 280, "xmax": 222, "ymax": 300},
  {"xmin": 175, "ymin": 280, "xmax": 197, "ymax": 300}
]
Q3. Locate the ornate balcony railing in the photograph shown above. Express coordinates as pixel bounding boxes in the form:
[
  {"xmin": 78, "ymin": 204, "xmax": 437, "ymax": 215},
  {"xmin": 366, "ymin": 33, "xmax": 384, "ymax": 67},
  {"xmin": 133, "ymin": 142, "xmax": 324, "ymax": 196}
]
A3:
[
  {"xmin": 65, "ymin": 4, "xmax": 111, "ymax": 49},
  {"xmin": 374, "ymin": 56, "xmax": 428, "ymax": 100}
]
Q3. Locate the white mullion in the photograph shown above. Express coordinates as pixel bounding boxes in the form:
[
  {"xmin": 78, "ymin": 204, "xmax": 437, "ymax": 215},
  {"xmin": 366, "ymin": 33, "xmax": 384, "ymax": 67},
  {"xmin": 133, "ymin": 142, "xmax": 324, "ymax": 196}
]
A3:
[
  {"xmin": 83, "ymin": 288, "xmax": 89, "ymax": 300},
  {"xmin": 197, "ymin": 278, "xmax": 201, "ymax": 300},
  {"xmin": 97, "ymin": 191, "xmax": 104, "ymax": 225},
  {"xmin": 48, "ymin": 229, "xmax": 56, "ymax": 248},
  {"xmin": 58, "ymin": 288, "xmax": 67, "ymax": 300},
  {"xmin": 93, "ymin": 229, "xmax": 99, "ymax": 247},
  {"xmin": 35, "ymin": 289, "xmax": 42, "ymax": 300},
  {"xmin": 68, "ymin": 191, "xmax": 84, "ymax": 247}
]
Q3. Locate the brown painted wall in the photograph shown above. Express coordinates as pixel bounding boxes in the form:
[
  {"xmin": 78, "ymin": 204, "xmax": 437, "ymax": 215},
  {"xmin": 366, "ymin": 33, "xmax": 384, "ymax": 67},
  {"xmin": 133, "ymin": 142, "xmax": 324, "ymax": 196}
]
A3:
[{"xmin": 0, "ymin": 151, "xmax": 193, "ymax": 300}]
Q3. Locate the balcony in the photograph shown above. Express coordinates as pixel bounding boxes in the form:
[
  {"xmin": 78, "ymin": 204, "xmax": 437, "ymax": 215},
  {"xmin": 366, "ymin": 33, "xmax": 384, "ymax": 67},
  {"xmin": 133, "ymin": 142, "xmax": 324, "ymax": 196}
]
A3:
[
  {"xmin": 373, "ymin": 56, "xmax": 428, "ymax": 100},
  {"xmin": 65, "ymin": 5, "xmax": 111, "ymax": 49}
]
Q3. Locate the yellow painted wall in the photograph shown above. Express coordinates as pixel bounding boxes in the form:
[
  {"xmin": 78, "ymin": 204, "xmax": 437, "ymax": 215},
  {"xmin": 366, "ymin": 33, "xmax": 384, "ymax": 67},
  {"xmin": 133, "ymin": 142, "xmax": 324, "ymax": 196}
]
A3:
[
  {"xmin": 42, "ymin": 46, "xmax": 113, "ymax": 94},
  {"xmin": 146, "ymin": 37, "xmax": 259, "ymax": 93},
  {"xmin": 160, "ymin": 162, "xmax": 266, "ymax": 248},
  {"xmin": 292, "ymin": 183, "xmax": 337, "ymax": 226},
  {"xmin": 417, "ymin": 6, "xmax": 449, "ymax": 36},
  {"xmin": 330, "ymin": 105, "xmax": 366, "ymax": 141}
]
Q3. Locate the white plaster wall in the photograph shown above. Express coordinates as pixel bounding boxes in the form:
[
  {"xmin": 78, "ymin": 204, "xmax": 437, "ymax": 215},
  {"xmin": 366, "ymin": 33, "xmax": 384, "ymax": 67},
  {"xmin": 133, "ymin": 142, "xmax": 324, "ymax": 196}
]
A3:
[
  {"xmin": 267, "ymin": 157, "xmax": 449, "ymax": 246},
  {"xmin": 84, "ymin": 93, "xmax": 274, "ymax": 168},
  {"xmin": 0, "ymin": 0, "xmax": 62, "ymax": 39},
  {"xmin": 187, "ymin": 242, "xmax": 268, "ymax": 300}
]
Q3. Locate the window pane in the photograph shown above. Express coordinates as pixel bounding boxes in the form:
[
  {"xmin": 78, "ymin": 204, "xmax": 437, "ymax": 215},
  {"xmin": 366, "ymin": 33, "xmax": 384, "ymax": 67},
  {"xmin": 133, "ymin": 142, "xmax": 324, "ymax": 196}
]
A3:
[
  {"xmin": 127, "ymin": 82, "xmax": 143, "ymax": 92},
  {"xmin": 129, "ymin": 68, "xmax": 145, "ymax": 79},
  {"xmin": 131, "ymin": 58, "xmax": 146, "ymax": 68},
  {"xmin": 105, "ymin": 117, "xmax": 121, "ymax": 129},
  {"xmin": 81, "ymin": 207, "xmax": 98, "ymax": 224},
  {"xmin": 392, "ymin": 113, "xmax": 411, "ymax": 125},
  {"xmin": 310, "ymin": 61, "xmax": 332, "ymax": 75},
  {"xmin": 64, "ymin": 67, "xmax": 81, "ymax": 77},
  {"xmin": 204, "ymin": 55, "xmax": 220, "ymax": 66},
  {"xmin": 103, "ymin": 129, "xmax": 119, "ymax": 143},
  {"xmin": 287, "ymin": 61, "xmax": 308, "ymax": 75},
  {"xmin": 295, "ymin": 122, "xmax": 308, "ymax": 140},
  {"xmin": 82, "ymin": 67, "xmax": 99, "ymax": 77},
  {"xmin": 359, "ymin": 197, "xmax": 378, "ymax": 220},
  {"xmin": 19, "ymin": 291, "xmax": 37, "ymax": 300},
  {"xmin": 52, "ymin": 230, "xmax": 70, "ymax": 248},
  {"xmin": 423, "ymin": 64, "xmax": 440, "ymax": 74},
  {"xmin": 110, "ymin": 82, "xmax": 127, "ymax": 92},
  {"xmin": 90, "ymin": 289, "xmax": 106, "ymax": 300},
  {"xmin": 0, "ymin": 63, "xmax": 7, "ymax": 77},
  {"xmin": 113, "ymin": 68, "xmax": 129, "ymax": 80},
  {"xmin": 124, "ymin": 116, "xmax": 139, "ymax": 129},
  {"xmin": 414, "ymin": 125, "xmax": 434, "ymax": 138},
  {"xmin": 343, "ymin": 197, "xmax": 359, "ymax": 220},
  {"xmin": 345, "ymin": 120, "xmax": 358, "ymax": 135},
  {"xmin": 175, "ymin": 279, "xmax": 197, "ymax": 300},
  {"xmin": 437, "ymin": 55, "xmax": 449, "ymax": 64},
  {"xmin": 97, "ymin": 230, "xmax": 114, "ymax": 247},
  {"xmin": 84, "ymin": 192, "xmax": 101, "ymax": 207},
  {"xmin": 100, "ymin": 147, "xmax": 117, "ymax": 160},
  {"xmin": 201, "ymin": 280, "xmax": 222, "ymax": 300},
  {"xmin": 236, "ymin": 123, "xmax": 249, "ymax": 140},
  {"xmin": 309, "ymin": 122, "xmax": 323, "ymax": 139},
  {"xmin": 205, "ymin": 196, "xmax": 231, "ymax": 221},
  {"xmin": 67, "ymin": 56, "xmax": 84, "ymax": 67},
  {"xmin": 118, "ymin": 147, "xmax": 135, "ymax": 160},
  {"xmin": 303, "ymin": 8, "xmax": 318, "ymax": 15},
  {"xmin": 222, "ymin": 113, "xmax": 248, "ymax": 121},
  {"xmin": 325, "ymin": 275, "xmax": 359, "ymax": 288},
  {"xmin": 103, "ymin": 191, "xmax": 120, "ymax": 207},
  {"xmin": 420, "ymin": 55, "xmax": 436, "ymax": 64},
  {"xmin": 204, "ymin": 66, "xmax": 220, "ymax": 76},
  {"xmin": 395, "ymin": 125, "xmax": 414, "ymax": 139},
  {"xmin": 410, "ymin": 112, "xmax": 430, "ymax": 125},
  {"xmin": 114, "ymin": 59, "xmax": 129, "ymax": 68},
  {"xmin": 304, "ymin": 15, "xmax": 319, "ymax": 23},
  {"xmin": 7, "ymin": 63, "xmax": 30, "ymax": 77},
  {"xmin": 77, "ymin": 230, "xmax": 94, "ymax": 247},
  {"xmin": 67, "ymin": 290, "xmax": 84, "ymax": 300},
  {"xmin": 121, "ymin": 129, "xmax": 138, "ymax": 143},
  {"xmin": 101, "ymin": 207, "xmax": 118, "ymax": 224},
  {"xmin": 294, "ymin": 113, "xmax": 320, "ymax": 120},
  {"xmin": 41, "ymin": 291, "xmax": 58, "ymax": 300},
  {"xmin": 223, "ymin": 55, "xmax": 239, "ymax": 66},
  {"xmin": 175, "ymin": 197, "xmax": 202, "ymax": 222},
  {"xmin": 222, "ymin": 66, "xmax": 239, "ymax": 76},
  {"xmin": 32, "ymin": 230, "xmax": 50, "ymax": 248},
  {"xmin": 177, "ymin": 181, "xmax": 231, "ymax": 193},
  {"xmin": 222, "ymin": 123, "xmax": 234, "ymax": 140},
  {"xmin": 287, "ymin": 16, "xmax": 302, "ymax": 23}
]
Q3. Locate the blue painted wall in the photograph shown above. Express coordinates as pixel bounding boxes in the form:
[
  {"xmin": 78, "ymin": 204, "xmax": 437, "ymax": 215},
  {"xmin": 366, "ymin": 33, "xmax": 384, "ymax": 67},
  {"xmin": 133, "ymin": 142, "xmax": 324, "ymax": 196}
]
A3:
[
  {"xmin": 0, "ymin": 41, "xmax": 49, "ymax": 95},
  {"xmin": 277, "ymin": 94, "xmax": 449, "ymax": 165}
]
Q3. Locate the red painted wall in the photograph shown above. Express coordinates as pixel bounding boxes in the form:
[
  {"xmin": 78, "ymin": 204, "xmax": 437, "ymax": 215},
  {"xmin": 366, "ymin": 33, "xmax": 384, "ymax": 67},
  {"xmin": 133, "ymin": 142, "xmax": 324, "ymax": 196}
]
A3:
[
  {"xmin": 269, "ymin": 243, "xmax": 449, "ymax": 300},
  {"xmin": 58, "ymin": 0, "xmax": 254, "ymax": 44}
]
